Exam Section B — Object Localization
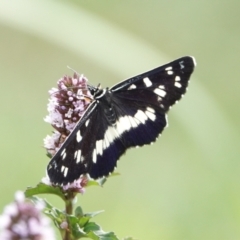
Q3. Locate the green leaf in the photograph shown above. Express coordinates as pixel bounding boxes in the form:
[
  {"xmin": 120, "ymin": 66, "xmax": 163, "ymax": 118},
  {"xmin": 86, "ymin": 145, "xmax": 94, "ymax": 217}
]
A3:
[
  {"xmin": 84, "ymin": 210, "xmax": 104, "ymax": 218},
  {"xmin": 87, "ymin": 178, "xmax": 106, "ymax": 187},
  {"xmin": 68, "ymin": 215, "xmax": 79, "ymax": 225},
  {"xmin": 67, "ymin": 215, "xmax": 87, "ymax": 238},
  {"xmin": 79, "ymin": 215, "xmax": 90, "ymax": 227},
  {"xmin": 71, "ymin": 222, "xmax": 86, "ymax": 239},
  {"xmin": 84, "ymin": 222, "xmax": 119, "ymax": 240},
  {"xmin": 74, "ymin": 206, "xmax": 104, "ymax": 227},
  {"xmin": 75, "ymin": 206, "xmax": 84, "ymax": 218},
  {"xmin": 25, "ymin": 182, "xmax": 66, "ymax": 200},
  {"xmin": 84, "ymin": 222, "xmax": 101, "ymax": 233},
  {"xmin": 79, "ymin": 210, "xmax": 104, "ymax": 228},
  {"xmin": 87, "ymin": 230, "xmax": 119, "ymax": 240},
  {"xmin": 87, "ymin": 173, "xmax": 119, "ymax": 188}
]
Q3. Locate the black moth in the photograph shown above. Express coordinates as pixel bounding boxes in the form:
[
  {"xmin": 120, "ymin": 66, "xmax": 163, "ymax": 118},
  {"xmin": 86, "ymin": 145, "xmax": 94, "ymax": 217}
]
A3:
[{"xmin": 47, "ymin": 56, "xmax": 196, "ymax": 185}]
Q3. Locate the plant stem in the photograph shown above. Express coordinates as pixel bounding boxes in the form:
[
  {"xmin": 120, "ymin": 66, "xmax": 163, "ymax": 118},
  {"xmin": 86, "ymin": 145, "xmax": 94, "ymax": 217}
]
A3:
[{"xmin": 63, "ymin": 194, "xmax": 74, "ymax": 240}]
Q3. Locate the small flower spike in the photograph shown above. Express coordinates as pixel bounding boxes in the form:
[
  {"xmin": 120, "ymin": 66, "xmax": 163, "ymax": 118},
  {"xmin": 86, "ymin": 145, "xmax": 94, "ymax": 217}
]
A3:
[{"xmin": 44, "ymin": 73, "xmax": 92, "ymax": 157}]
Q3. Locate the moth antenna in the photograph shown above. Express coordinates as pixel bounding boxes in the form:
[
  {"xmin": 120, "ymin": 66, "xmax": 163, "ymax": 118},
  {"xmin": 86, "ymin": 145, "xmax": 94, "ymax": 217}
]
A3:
[
  {"xmin": 67, "ymin": 65, "xmax": 80, "ymax": 75},
  {"xmin": 67, "ymin": 65, "xmax": 94, "ymax": 87}
]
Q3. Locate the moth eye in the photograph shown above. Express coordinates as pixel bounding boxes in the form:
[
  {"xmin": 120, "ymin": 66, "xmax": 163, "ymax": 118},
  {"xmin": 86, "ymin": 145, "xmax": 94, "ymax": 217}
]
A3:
[{"xmin": 90, "ymin": 89, "xmax": 95, "ymax": 95}]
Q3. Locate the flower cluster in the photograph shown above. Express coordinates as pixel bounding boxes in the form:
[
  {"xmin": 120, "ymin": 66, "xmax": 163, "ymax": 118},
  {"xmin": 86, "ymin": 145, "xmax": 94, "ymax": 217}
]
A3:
[
  {"xmin": 0, "ymin": 191, "xmax": 55, "ymax": 240},
  {"xmin": 43, "ymin": 72, "xmax": 92, "ymax": 190},
  {"xmin": 43, "ymin": 73, "xmax": 93, "ymax": 157},
  {"xmin": 42, "ymin": 175, "xmax": 88, "ymax": 194}
]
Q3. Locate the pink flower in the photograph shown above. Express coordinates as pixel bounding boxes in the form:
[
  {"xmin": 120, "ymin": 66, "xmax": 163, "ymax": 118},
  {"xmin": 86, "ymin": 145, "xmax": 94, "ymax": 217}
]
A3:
[
  {"xmin": 43, "ymin": 73, "xmax": 92, "ymax": 188},
  {"xmin": 0, "ymin": 191, "xmax": 55, "ymax": 240},
  {"xmin": 42, "ymin": 175, "xmax": 88, "ymax": 194},
  {"xmin": 43, "ymin": 73, "xmax": 92, "ymax": 157},
  {"xmin": 62, "ymin": 176, "xmax": 88, "ymax": 194}
]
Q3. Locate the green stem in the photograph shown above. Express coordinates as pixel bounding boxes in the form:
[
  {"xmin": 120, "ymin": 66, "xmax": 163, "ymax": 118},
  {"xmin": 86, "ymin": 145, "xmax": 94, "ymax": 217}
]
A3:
[{"xmin": 63, "ymin": 193, "xmax": 75, "ymax": 240}]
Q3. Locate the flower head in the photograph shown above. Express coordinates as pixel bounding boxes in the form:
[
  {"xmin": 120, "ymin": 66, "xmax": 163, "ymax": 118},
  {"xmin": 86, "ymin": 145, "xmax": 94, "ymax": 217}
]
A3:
[
  {"xmin": 43, "ymin": 72, "xmax": 92, "ymax": 189},
  {"xmin": 62, "ymin": 176, "xmax": 88, "ymax": 193},
  {"xmin": 0, "ymin": 191, "xmax": 55, "ymax": 240},
  {"xmin": 44, "ymin": 73, "xmax": 92, "ymax": 157},
  {"xmin": 42, "ymin": 175, "xmax": 88, "ymax": 194}
]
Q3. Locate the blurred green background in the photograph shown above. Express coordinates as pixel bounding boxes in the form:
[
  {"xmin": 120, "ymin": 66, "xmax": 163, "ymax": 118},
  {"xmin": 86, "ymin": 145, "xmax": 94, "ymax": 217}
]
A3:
[{"xmin": 1, "ymin": 1, "xmax": 240, "ymax": 239}]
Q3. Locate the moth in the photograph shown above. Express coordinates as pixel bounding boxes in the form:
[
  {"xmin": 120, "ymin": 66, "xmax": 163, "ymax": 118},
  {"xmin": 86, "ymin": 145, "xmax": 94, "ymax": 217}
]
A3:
[{"xmin": 47, "ymin": 56, "xmax": 196, "ymax": 185}]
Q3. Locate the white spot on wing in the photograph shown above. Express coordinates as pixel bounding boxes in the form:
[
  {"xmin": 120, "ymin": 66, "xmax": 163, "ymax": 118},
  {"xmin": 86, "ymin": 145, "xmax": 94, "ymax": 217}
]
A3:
[
  {"xmin": 103, "ymin": 137, "xmax": 110, "ymax": 150},
  {"xmin": 96, "ymin": 140, "xmax": 103, "ymax": 155},
  {"xmin": 76, "ymin": 150, "xmax": 81, "ymax": 163},
  {"xmin": 147, "ymin": 107, "xmax": 155, "ymax": 113},
  {"xmin": 61, "ymin": 166, "xmax": 65, "ymax": 172},
  {"xmin": 62, "ymin": 152, "xmax": 66, "ymax": 160},
  {"xmin": 154, "ymin": 88, "xmax": 166, "ymax": 97},
  {"xmin": 127, "ymin": 115, "xmax": 138, "ymax": 128},
  {"xmin": 134, "ymin": 110, "xmax": 148, "ymax": 124},
  {"xmin": 92, "ymin": 149, "xmax": 97, "ymax": 163},
  {"xmin": 105, "ymin": 126, "xmax": 119, "ymax": 144},
  {"xmin": 116, "ymin": 116, "xmax": 132, "ymax": 133},
  {"xmin": 63, "ymin": 167, "xmax": 68, "ymax": 177},
  {"xmin": 145, "ymin": 110, "xmax": 156, "ymax": 121},
  {"xmin": 179, "ymin": 61, "xmax": 184, "ymax": 69},
  {"xmin": 85, "ymin": 119, "xmax": 90, "ymax": 127},
  {"xmin": 175, "ymin": 76, "xmax": 181, "ymax": 81},
  {"xmin": 60, "ymin": 148, "xmax": 66, "ymax": 156},
  {"xmin": 174, "ymin": 82, "xmax": 182, "ymax": 88},
  {"xmin": 143, "ymin": 77, "xmax": 152, "ymax": 87},
  {"xmin": 165, "ymin": 66, "xmax": 172, "ymax": 71},
  {"xmin": 159, "ymin": 85, "xmax": 165, "ymax": 89},
  {"xmin": 128, "ymin": 84, "xmax": 136, "ymax": 90},
  {"xmin": 76, "ymin": 130, "xmax": 82, "ymax": 142},
  {"xmin": 167, "ymin": 70, "xmax": 173, "ymax": 75}
]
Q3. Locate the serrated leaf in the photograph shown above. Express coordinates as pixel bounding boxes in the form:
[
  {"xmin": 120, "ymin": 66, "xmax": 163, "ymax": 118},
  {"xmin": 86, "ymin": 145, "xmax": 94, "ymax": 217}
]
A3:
[{"xmin": 25, "ymin": 182, "xmax": 66, "ymax": 200}]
